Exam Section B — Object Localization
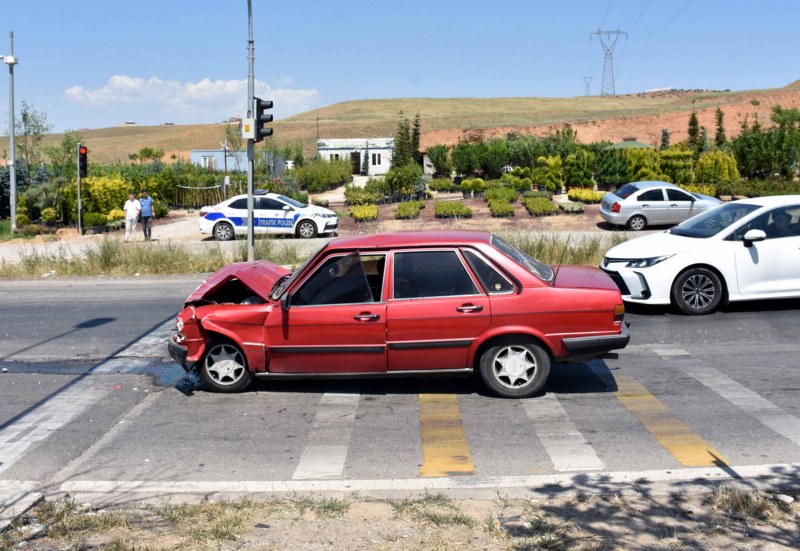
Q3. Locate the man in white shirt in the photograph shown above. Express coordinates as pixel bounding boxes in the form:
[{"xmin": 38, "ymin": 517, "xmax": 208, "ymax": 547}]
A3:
[{"xmin": 123, "ymin": 193, "xmax": 141, "ymax": 242}]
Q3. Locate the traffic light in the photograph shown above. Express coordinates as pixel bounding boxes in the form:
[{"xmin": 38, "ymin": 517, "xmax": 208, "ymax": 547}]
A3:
[
  {"xmin": 254, "ymin": 97, "xmax": 273, "ymax": 142},
  {"xmin": 78, "ymin": 146, "xmax": 88, "ymax": 178}
]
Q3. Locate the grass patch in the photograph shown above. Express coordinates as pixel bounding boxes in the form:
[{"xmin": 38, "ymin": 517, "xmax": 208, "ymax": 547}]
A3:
[
  {"xmin": 501, "ymin": 230, "xmax": 627, "ymax": 267},
  {"xmin": 391, "ymin": 493, "xmax": 474, "ymax": 527},
  {"xmin": 709, "ymin": 485, "xmax": 792, "ymax": 522}
]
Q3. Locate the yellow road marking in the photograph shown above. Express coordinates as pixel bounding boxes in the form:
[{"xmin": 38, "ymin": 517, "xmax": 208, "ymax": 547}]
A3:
[
  {"xmin": 614, "ymin": 373, "xmax": 728, "ymax": 467},
  {"xmin": 418, "ymin": 393, "xmax": 475, "ymax": 477}
]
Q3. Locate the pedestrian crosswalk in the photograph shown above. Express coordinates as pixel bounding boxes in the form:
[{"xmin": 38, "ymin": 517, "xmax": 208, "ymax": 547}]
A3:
[{"xmin": 2, "ymin": 327, "xmax": 800, "ymax": 487}]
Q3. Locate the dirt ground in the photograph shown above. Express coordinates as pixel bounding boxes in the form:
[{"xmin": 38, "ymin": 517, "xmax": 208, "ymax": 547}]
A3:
[{"xmin": 5, "ymin": 488, "xmax": 798, "ymax": 550}]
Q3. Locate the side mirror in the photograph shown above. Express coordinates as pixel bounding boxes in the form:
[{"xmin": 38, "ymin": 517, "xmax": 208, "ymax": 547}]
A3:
[
  {"xmin": 743, "ymin": 229, "xmax": 766, "ymax": 247},
  {"xmin": 282, "ymin": 205, "xmax": 293, "ymax": 212},
  {"xmin": 281, "ymin": 293, "xmax": 291, "ymax": 312}
]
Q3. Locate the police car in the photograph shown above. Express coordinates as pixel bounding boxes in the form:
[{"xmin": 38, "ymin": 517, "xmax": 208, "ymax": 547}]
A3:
[{"xmin": 198, "ymin": 191, "xmax": 338, "ymax": 240}]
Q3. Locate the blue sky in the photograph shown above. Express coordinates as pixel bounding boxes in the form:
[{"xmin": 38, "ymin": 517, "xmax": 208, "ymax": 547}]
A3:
[{"xmin": 2, "ymin": 0, "xmax": 798, "ymax": 133}]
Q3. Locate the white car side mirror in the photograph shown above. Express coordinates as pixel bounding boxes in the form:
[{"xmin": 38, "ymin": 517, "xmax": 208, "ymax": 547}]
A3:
[{"xmin": 743, "ymin": 229, "xmax": 766, "ymax": 247}]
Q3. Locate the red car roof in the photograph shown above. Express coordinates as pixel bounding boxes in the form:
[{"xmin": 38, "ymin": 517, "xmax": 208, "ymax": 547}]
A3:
[{"xmin": 324, "ymin": 230, "xmax": 493, "ymax": 251}]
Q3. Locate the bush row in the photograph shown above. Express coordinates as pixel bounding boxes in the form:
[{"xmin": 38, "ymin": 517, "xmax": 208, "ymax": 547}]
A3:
[
  {"xmin": 524, "ymin": 197, "xmax": 559, "ymax": 216},
  {"xmin": 434, "ymin": 201, "xmax": 473, "ymax": 218}
]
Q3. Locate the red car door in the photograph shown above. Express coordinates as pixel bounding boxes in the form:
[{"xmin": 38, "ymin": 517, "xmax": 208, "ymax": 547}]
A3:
[
  {"xmin": 265, "ymin": 253, "xmax": 388, "ymax": 374},
  {"xmin": 386, "ymin": 250, "xmax": 490, "ymax": 372}
]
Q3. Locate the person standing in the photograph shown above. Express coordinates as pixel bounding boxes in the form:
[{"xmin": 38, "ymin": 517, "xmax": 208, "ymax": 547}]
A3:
[
  {"xmin": 139, "ymin": 191, "xmax": 154, "ymax": 240},
  {"xmin": 123, "ymin": 192, "xmax": 141, "ymax": 242}
]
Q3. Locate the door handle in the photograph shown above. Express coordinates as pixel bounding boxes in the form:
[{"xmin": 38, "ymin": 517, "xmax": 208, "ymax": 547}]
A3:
[
  {"xmin": 354, "ymin": 313, "xmax": 380, "ymax": 321},
  {"xmin": 456, "ymin": 304, "xmax": 483, "ymax": 313},
  {"xmin": 670, "ymin": 203, "xmax": 678, "ymax": 207}
]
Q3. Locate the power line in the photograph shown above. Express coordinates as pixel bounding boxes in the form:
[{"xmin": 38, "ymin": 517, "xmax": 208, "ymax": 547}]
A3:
[
  {"xmin": 599, "ymin": 0, "xmax": 614, "ymax": 28},
  {"xmin": 627, "ymin": 0, "xmax": 653, "ymax": 33},
  {"xmin": 635, "ymin": 0, "xmax": 696, "ymax": 40}
]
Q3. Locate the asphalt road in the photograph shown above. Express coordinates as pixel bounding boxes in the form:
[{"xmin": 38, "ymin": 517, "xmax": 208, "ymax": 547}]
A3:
[{"xmin": 1, "ymin": 278, "xmax": 799, "ymax": 509}]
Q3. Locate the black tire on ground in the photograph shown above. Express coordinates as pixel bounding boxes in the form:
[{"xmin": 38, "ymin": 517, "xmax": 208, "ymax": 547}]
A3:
[
  {"xmin": 213, "ymin": 222, "xmax": 235, "ymax": 241},
  {"xmin": 671, "ymin": 267, "xmax": 723, "ymax": 315},
  {"xmin": 199, "ymin": 341, "xmax": 253, "ymax": 393},
  {"xmin": 295, "ymin": 220, "xmax": 318, "ymax": 239},
  {"xmin": 479, "ymin": 340, "xmax": 551, "ymax": 398},
  {"xmin": 626, "ymin": 215, "xmax": 647, "ymax": 231}
]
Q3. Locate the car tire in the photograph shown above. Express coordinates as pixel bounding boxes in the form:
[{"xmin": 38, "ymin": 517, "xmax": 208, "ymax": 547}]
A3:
[
  {"xmin": 213, "ymin": 222, "xmax": 235, "ymax": 241},
  {"xmin": 479, "ymin": 340, "xmax": 550, "ymax": 398},
  {"xmin": 295, "ymin": 220, "xmax": 317, "ymax": 239},
  {"xmin": 199, "ymin": 340, "xmax": 253, "ymax": 393},
  {"xmin": 671, "ymin": 267, "xmax": 723, "ymax": 315},
  {"xmin": 627, "ymin": 215, "xmax": 647, "ymax": 231}
]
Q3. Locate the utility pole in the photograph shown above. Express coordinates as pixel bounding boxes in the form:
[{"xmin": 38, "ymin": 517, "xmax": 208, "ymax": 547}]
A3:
[
  {"xmin": 2, "ymin": 32, "xmax": 18, "ymax": 233},
  {"xmin": 219, "ymin": 141, "xmax": 229, "ymax": 201},
  {"xmin": 245, "ymin": 0, "xmax": 255, "ymax": 262},
  {"xmin": 582, "ymin": 76, "xmax": 593, "ymax": 96},
  {"xmin": 591, "ymin": 30, "xmax": 626, "ymax": 96}
]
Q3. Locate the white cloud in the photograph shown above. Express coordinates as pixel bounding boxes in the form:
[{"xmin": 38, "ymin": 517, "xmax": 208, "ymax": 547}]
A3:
[{"xmin": 64, "ymin": 75, "xmax": 320, "ymax": 125}]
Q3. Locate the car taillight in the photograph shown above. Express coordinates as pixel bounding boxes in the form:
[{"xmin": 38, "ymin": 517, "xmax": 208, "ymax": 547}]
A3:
[
  {"xmin": 614, "ymin": 303, "xmax": 625, "ymax": 323},
  {"xmin": 611, "ymin": 202, "xmax": 621, "ymax": 213}
]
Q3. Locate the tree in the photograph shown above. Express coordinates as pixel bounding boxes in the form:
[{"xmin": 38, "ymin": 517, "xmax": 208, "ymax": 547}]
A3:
[
  {"xmin": 660, "ymin": 129, "xmax": 670, "ymax": 150},
  {"xmin": 426, "ymin": 144, "xmax": 451, "ymax": 177},
  {"xmin": 451, "ymin": 139, "xmax": 477, "ymax": 177},
  {"xmin": 659, "ymin": 147, "xmax": 695, "ymax": 185},
  {"xmin": 596, "ymin": 149, "xmax": 630, "ymax": 190},
  {"xmin": 695, "ymin": 151, "xmax": 739, "ymax": 184},
  {"xmin": 687, "ymin": 110, "xmax": 700, "ymax": 156},
  {"xmin": 14, "ymin": 102, "xmax": 53, "ymax": 169},
  {"xmin": 411, "ymin": 113, "xmax": 421, "ymax": 163},
  {"xmin": 564, "ymin": 149, "xmax": 594, "ymax": 188},
  {"xmin": 224, "ymin": 121, "xmax": 243, "ymax": 154},
  {"xmin": 392, "ymin": 114, "xmax": 414, "ymax": 167},
  {"xmin": 714, "ymin": 108, "xmax": 727, "ymax": 147},
  {"xmin": 477, "ymin": 138, "xmax": 509, "ymax": 179}
]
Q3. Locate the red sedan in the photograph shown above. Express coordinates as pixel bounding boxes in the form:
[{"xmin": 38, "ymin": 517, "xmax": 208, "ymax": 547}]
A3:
[{"xmin": 169, "ymin": 230, "xmax": 629, "ymax": 398}]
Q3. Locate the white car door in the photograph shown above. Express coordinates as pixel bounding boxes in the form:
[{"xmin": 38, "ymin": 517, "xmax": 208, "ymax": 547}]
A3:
[
  {"xmin": 733, "ymin": 207, "xmax": 800, "ymax": 296},
  {"xmin": 257, "ymin": 197, "xmax": 298, "ymax": 234}
]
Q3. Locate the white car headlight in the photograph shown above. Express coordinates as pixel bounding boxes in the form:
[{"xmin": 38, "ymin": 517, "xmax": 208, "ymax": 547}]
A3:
[
  {"xmin": 317, "ymin": 213, "xmax": 337, "ymax": 218},
  {"xmin": 626, "ymin": 255, "xmax": 674, "ymax": 268}
]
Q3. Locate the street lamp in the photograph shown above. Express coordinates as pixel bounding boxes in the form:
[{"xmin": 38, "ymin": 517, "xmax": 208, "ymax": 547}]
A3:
[{"xmin": 1, "ymin": 32, "xmax": 18, "ymax": 233}]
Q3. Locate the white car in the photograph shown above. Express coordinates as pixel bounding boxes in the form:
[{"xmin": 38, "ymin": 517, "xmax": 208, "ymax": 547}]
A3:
[
  {"xmin": 601, "ymin": 195, "xmax": 800, "ymax": 314},
  {"xmin": 199, "ymin": 192, "xmax": 338, "ymax": 240}
]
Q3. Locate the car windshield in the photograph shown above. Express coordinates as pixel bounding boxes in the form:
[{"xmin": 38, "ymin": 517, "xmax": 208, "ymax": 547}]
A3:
[
  {"xmin": 277, "ymin": 195, "xmax": 308, "ymax": 209},
  {"xmin": 669, "ymin": 202, "xmax": 760, "ymax": 239},
  {"xmin": 269, "ymin": 244, "xmax": 326, "ymax": 300},
  {"xmin": 491, "ymin": 234, "xmax": 554, "ymax": 282},
  {"xmin": 615, "ymin": 183, "xmax": 640, "ymax": 199}
]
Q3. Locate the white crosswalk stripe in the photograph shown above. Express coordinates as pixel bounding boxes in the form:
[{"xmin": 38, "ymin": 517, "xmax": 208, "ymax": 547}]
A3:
[
  {"xmin": 292, "ymin": 392, "xmax": 361, "ymax": 480},
  {"xmin": 521, "ymin": 393, "xmax": 604, "ymax": 471}
]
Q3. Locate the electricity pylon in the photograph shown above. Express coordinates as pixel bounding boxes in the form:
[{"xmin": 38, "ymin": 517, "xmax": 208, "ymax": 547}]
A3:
[
  {"xmin": 583, "ymin": 76, "xmax": 593, "ymax": 96},
  {"xmin": 591, "ymin": 30, "xmax": 627, "ymax": 96}
]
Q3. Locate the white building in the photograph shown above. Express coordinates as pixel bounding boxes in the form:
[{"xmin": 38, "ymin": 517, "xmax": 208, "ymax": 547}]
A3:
[{"xmin": 316, "ymin": 138, "xmax": 394, "ymax": 176}]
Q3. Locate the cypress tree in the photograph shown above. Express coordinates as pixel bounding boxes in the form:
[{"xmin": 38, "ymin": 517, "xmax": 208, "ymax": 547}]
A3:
[
  {"xmin": 687, "ymin": 110, "xmax": 700, "ymax": 153},
  {"xmin": 714, "ymin": 107, "xmax": 727, "ymax": 147},
  {"xmin": 660, "ymin": 128, "xmax": 670, "ymax": 150}
]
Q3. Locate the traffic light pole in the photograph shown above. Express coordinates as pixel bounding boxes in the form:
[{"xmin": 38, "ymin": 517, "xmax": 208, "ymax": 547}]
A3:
[
  {"xmin": 77, "ymin": 143, "xmax": 83, "ymax": 235},
  {"xmin": 245, "ymin": 0, "xmax": 256, "ymax": 262}
]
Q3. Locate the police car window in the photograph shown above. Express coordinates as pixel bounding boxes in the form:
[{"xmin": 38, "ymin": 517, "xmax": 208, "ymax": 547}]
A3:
[
  {"xmin": 462, "ymin": 249, "xmax": 513, "ymax": 294},
  {"xmin": 258, "ymin": 197, "xmax": 285, "ymax": 210},
  {"xmin": 229, "ymin": 198, "xmax": 248, "ymax": 210},
  {"xmin": 393, "ymin": 251, "xmax": 479, "ymax": 299},
  {"xmin": 638, "ymin": 189, "xmax": 665, "ymax": 201}
]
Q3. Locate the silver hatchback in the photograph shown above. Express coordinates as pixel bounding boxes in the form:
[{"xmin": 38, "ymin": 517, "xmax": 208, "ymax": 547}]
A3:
[{"xmin": 599, "ymin": 181, "xmax": 722, "ymax": 231}]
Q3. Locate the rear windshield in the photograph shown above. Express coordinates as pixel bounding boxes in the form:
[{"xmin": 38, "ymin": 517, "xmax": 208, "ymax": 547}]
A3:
[
  {"xmin": 490, "ymin": 235, "xmax": 554, "ymax": 282},
  {"xmin": 615, "ymin": 183, "xmax": 640, "ymax": 199}
]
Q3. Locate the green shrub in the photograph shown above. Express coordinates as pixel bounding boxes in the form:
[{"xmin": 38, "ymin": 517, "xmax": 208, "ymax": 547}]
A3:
[
  {"xmin": 312, "ymin": 198, "xmax": 330, "ymax": 208},
  {"xmin": 488, "ymin": 199, "xmax": 515, "ymax": 217},
  {"xmin": 344, "ymin": 185, "xmax": 380, "ymax": 206},
  {"xmin": 485, "ymin": 186, "xmax": 517, "ymax": 203},
  {"xmin": 40, "ymin": 208, "xmax": 58, "ymax": 225},
  {"xmin": 83, "ymin": 212, "xmax": 109, "ymax": 226},
  {"xmin": 681, "ymin": 184, "xmax": 717, "ymax": 197},
  {"xmin": 559, "ymin": 201, "xmax": 585, "ymax": 214},
  {"xmin": 350, "ymin": 204, "xmax": 378, "ymax": 222},
  {"xmin": 522, "ymin": 190, "xmax": 552, "ymax": 200},
  {"xmin": 567, "ymin": 188, "xmax": 604, "ymax": 203},
  {"xmin": 107, "ymin": 208, "xmax": 125, "ymax": 222},
  {"xmin": 460, "ymin": 179, "xmax": 473, "ymax": 193},
  {"xmin": 154, "ymin": 202, "xmax": 170, "ymax": 218},
  {"xmin": 523, "ymin": 197, "xmax": 558, "ymax": 216},
  {"xmin": 471, "ymin": 178, "xmax": 486, "ymax": 193},
  {"xmin": 291, "ymin": 158, "xmax": 353, "ymax": 193},
  {"xmin": 434, "ymin": 201, "xmax": 473, "ymax": 218},
  {"xmin": 428, "ymin": 178, "xmax": 458, "ymax": 192},
  {"xmin": 395, "ymin": 201, "xmax": 424, "ymax": 220},
  {"xmin": 16, "ymin": 213, "xmax": 30, "ymax": 228}
]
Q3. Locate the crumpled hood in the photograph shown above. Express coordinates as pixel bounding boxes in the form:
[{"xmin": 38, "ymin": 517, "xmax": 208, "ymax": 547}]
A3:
[
  {"xmin": 186, "ymin": 261, "xmax": 290, "ymax": 304},
  {"xmin": 605, "ymin": 231, "xmax": 701, "ymax": 260}
]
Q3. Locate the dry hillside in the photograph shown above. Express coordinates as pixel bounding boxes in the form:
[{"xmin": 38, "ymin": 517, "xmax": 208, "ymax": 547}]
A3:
[{"xmin": 3, "ymin": 82, "xmax": 800, "ymax": 165}]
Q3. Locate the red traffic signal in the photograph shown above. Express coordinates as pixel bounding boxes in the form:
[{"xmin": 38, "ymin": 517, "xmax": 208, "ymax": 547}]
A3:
[{"xmin": 78, "ymin": 145, "xmax": 88, "ymax": 178}]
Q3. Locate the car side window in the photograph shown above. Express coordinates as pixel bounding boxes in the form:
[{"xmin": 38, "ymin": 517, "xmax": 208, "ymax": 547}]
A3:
[
  {"xmin": 666, "ymin": 189, "xmax": 693, "ymax": 201},
  {"xmin": 258, "ymin": 197, "xmax": 285, "ymax": 210},
  {"xmin": 393, "ymin": 250, "xmax": 480, "ymax": 299},
  {"xmin": 462, "ymin": 249, "xmax": 513, "ymax": 294},
  {"xmin": 229, "ymin": 198, "xmax": 248, "ymax": 210},
  {"xmin": 637, "ymin": 189, "xmax": 665, "ymax": 202},
  {"xmin": 292, "ymin": 253, "xmax": 374, "ymax": 306}
]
